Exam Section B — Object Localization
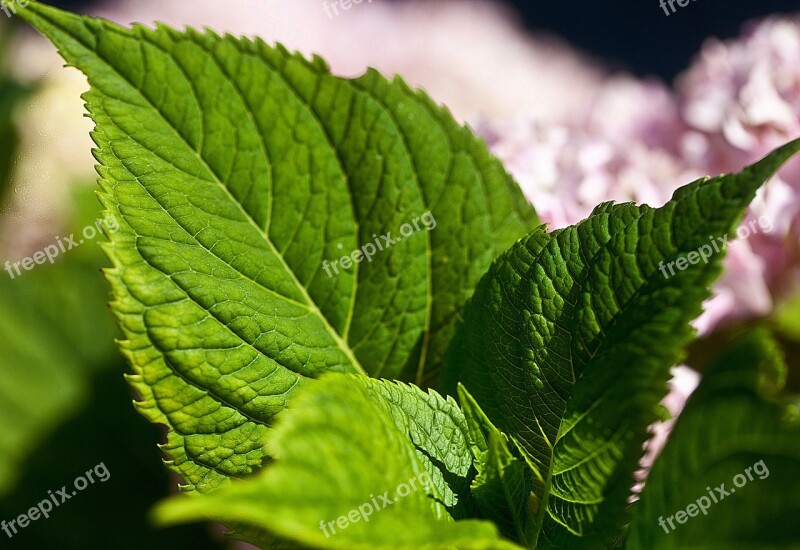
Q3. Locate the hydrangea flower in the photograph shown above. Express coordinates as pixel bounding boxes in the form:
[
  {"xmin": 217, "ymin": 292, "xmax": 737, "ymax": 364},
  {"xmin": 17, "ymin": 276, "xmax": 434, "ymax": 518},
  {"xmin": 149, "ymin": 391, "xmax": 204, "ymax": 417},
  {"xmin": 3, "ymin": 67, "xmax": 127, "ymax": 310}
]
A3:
[
  {"xmin": 481, "ymin": 15, "xmax": 800, "ymax": 336},
  {"xmin": 478, "ymin": 76, "xmax": 696, "ymax": 230},
  {"xmin": 677, "ymin": 15, "xmax": 800, "ymax": 330}
]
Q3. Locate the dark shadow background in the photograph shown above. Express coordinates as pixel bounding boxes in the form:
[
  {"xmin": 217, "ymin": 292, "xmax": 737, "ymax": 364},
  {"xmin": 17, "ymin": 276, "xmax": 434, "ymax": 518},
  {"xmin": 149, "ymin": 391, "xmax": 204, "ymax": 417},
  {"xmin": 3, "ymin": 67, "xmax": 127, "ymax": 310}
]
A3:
[
  {"xmin": 0, "ymin": 369, "xmax": 226, "ymax": 549},
  {"xmin": 507, "ymin": 0, "xmax": 800, "ymax": 81}
]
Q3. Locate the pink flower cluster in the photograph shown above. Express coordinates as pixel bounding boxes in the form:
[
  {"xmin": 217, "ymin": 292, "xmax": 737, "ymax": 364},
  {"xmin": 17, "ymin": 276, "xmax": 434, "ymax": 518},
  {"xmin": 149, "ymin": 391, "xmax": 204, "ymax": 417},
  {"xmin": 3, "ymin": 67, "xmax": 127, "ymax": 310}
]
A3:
[{"xmin": 481, "ymin": 15, "xmax": 800, "ymax": 335}]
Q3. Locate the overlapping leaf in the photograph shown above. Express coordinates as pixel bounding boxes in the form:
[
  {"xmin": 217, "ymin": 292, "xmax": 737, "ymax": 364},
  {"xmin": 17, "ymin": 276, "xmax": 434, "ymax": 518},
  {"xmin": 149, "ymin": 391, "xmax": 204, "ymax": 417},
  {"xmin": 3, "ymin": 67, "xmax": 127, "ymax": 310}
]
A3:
[
  {"xmin": 459, "ymin": 386, "xmax": 537, "ymax": 545},
  {"xmin": 155, "ymin": 374, "xmax": 521, "ymax": 550},
  {"xmin": 443, "ymin": 141, "xmax": 800, "ymax": 548},
  {"xmin": 18, "ymin": 1, "xmax": 537, "ymax": 492},
  {"xmin": 627, "ymin": 330, "xmax": 800, "ymax": 549},
  {"xmin": 361, "ymin": 378, "xmax": 478, "ymax": 518}
]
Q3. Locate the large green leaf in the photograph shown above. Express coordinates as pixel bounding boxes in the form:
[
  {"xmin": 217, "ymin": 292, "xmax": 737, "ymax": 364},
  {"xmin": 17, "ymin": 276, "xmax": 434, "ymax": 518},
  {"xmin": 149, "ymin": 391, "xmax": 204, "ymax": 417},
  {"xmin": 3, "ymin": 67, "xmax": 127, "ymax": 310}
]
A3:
[
  {"xmin": 18, "ymin": 1, "xmax": 537, "ymax": 493},
  {"xmin": 154, "ymin": 374, "xmax": 521, "ymax": 550},
  {"xmin": 627, "ymin": 330, "xmax": 800, "ymax": 549},
  {"xmin": 0, "ymin": 190, "xmax": 120, "ymax": 496},
  {"xmin": 443, "ymin": 140, "xmax": 800, "ymax": 548}
]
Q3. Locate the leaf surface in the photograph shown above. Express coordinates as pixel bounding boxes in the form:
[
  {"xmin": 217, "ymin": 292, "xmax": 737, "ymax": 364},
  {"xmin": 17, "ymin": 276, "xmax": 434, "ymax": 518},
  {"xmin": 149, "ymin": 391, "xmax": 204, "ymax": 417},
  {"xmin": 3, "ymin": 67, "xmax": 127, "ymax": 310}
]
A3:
[
  {"xmin": 360, "ymin": 378, "xmax": 478, "ymax": 518},
  {"xmin": 459, "ymin": 386, "xmax": 537, "ymax": 545},
  {"xmin": 18, "ymin": 1, "xmax": 537, "ymax": 491},
  {"xmin": 155, "ymin": 374, "xmax": 521, "ymax": 550},
  {"xmin": 443, "ymin": 140, "xmax": 800, "ymax": 548}
]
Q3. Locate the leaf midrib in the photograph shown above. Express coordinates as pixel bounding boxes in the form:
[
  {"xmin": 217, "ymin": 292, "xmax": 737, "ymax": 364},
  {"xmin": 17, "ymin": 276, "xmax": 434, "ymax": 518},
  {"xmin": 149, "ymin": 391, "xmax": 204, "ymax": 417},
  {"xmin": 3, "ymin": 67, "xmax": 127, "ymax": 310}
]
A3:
[
  {"xmin": 532, "ymin": 183, "xmax": 750, "ymax": 537},
  {"xmin": 526, "ymin": 205, "xmax": 668, "ymax": 540},
  {"xmin": 44, "ymin": 10, "xmax": 369, "ymax": 376}
]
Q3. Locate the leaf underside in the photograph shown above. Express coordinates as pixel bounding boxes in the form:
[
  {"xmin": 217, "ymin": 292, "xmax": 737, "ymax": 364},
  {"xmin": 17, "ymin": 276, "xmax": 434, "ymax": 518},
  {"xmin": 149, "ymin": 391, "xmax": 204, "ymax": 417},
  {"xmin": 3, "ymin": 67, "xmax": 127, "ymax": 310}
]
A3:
[{"xmin": 18, "ymin": 1, "xmax": 537, "ymax": 493}]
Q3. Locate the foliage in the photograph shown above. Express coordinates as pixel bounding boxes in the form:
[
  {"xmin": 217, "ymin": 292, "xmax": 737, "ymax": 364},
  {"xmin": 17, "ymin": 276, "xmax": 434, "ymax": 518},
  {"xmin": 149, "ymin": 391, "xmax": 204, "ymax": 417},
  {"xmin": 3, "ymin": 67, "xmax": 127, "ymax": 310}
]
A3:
[{"xmin": 14, "ymin": 2, "xmax": 800, "ymax": 548}]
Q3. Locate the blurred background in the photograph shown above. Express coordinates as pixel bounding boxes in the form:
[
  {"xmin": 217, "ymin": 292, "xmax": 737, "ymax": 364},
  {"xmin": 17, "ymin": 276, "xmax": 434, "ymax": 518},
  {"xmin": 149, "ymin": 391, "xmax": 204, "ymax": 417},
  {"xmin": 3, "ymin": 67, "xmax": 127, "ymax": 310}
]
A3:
[{"xmin": 1, "ymin": 0, "xmax": 799, "ymax": 548}]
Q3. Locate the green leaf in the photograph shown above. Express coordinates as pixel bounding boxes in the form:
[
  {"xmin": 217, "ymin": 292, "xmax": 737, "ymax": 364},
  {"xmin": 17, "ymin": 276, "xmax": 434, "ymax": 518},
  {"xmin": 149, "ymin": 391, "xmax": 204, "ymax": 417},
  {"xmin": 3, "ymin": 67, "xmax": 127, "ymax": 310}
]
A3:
[
  {"xmin": 154, "ymin": 374, "xmax": 521, "ymax": 550},
  {"xmin": 18, "ymin": 1, "xmax": 536, "ymax": 492},
  {"xmin": 359, "ymin": 378, "xmax": 478, "ymax": 519},
  {"xmin": 474, "ymin": 433, "xmax": 535, "ymax": 546},
  {"xmin": 0, "ymin": 190, "xmax": 120, "ymax": 496},
  {"xmin": 460, "ymin": 386, "xmax": 537, "ymax": 545},
  {"xmin": 443, "ymin": 140, "xmax": 800, "ymax": 548},
  {"xmin": 627, "ymin": 330, "xmax": 800, "ymax": 549},
  {"xmin": 458, "ymin": 384, "xmax": 496, "ymax": 464}
]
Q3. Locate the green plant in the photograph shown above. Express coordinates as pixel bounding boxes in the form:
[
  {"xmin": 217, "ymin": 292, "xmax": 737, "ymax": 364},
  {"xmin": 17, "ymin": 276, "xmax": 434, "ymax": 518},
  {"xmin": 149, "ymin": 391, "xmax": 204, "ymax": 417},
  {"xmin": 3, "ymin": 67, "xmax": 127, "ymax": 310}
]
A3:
[{"xmin": 18, "ymin": 2, "xmax": 800, "ymax": 548}]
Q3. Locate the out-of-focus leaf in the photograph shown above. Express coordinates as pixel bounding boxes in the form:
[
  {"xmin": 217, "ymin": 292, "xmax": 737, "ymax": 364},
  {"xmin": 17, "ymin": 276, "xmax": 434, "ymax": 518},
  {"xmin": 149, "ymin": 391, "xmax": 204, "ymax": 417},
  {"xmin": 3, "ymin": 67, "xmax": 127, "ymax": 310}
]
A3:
[
  {"xmin": 0, "ymin": 24, "xmax": 31, "ymax": 202},
  {"xmin": 627, "ymin": 330, "xmax": 800, "ymax": 549},
  {"xmin": 0, "ymin": 368, "xmax": 226, "ymax": 549},
  {"xmin": 772, "ymin": 292, "xmax": 800, "ymax": 343},
  {"xmin": 0, "ymin": 188, "xmax": 119, "ymax": 496}
]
